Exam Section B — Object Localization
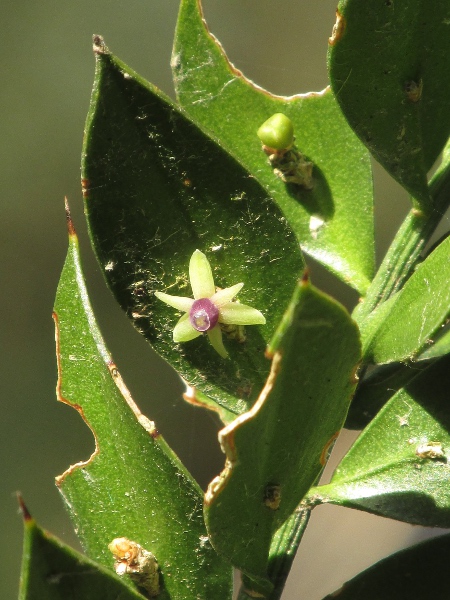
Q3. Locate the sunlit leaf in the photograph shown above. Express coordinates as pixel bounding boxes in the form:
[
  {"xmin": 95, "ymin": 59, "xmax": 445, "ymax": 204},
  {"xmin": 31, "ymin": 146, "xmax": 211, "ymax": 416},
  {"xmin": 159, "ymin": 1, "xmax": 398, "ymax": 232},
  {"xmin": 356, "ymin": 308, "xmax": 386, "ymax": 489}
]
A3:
[
  {"xmin": 419, "ymin": 327, "xmax": 450, "ymax": 360},
  {"xmin": 329, "ymin": 0, "xmax": 450, "ymax": 210},
  {"xmin": 18, "ymin": 498, "xmax": 144, "ymax": 600},
  {"xmin": 82, "ymin": 37, "xmax": 304, "ymax": 418},
  {"xmin": 53, "ymin": 210, "xmax": 232, "ymax": 600},
  {"xmin": 204, "ymin": 276, "xmax": 361, "ymax": 593},
  {"xmin": 345, "ymin": 361, "xmax": 428, "ymax": 430},
  {"xmin": 309, "ymin": 354, "xmax": 450, "ymax": 528},
  {"xmin": 173, "ymin": 0, "xmax": 374, "ymax": 294},
  {"xmin": 361, "ymin": 235, "xmax": 450, "ymax": 364}
]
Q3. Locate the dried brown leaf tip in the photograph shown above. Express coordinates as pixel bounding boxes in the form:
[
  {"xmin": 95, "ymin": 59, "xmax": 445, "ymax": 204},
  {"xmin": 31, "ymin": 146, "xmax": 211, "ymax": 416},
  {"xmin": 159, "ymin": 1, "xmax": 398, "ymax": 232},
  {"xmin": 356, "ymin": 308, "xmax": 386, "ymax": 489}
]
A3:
[
  {"xmin": 93, "ymin": 34, "xmax": 109, "ymax": 54},
  {"xmin": 17, "ymin": 493, "xmax": 33, "ymax": 523},
  {"xmin": 300, "ymin": 268, "xmax": 310, "ymax": 285},
  {"xmin": 64, "ymin": 197, "xmax": 76, "ymax": 237}
]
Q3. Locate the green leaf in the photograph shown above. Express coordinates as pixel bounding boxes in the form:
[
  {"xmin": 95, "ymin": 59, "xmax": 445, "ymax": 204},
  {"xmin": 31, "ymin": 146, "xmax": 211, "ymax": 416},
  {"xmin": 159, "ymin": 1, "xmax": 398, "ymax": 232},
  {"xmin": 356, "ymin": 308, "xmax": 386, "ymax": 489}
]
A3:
[
  {"xmin": 265, "ymin": 509, "xmax": 311, "ymax": 597},
  {"xmin": 53, "ymin": 211, "xmax": 232, "ymax": 600},
  {"xmin": 361, "ymin": 235, "xmax": 450, "ymax": 364},
  {"xmin": 419, "ymin": 326, "xmax": 450, "ymax": 360},
  {"xmin": 237, "ymin": 509, "xmax": 311, "ymax": 600},
  {"xmin": 345, "ymin": 361, "xmax": 429, "ymax": 430},
  {"xmin": 172, "ymin": 0, "xmax": 374, "ymax": 294},
  {"xmin": 310, "ymin": 354, "xmax": 450, "ymax": 528},
  {"xmin": 322, "ymin": 532, "xmax": 450, "ymax": 600},
  {"xmin": 82, "ymin": 37, "xmax": 303, "ymax": 419},
  {"xmin": 431, "ymin": 135, "xmax": 450, "ymax": 184},
  {"xmin": 18, "ymin": 498, "xmax": 144, "ymax": 600},
  {"xmin": 204, "ymin": 277, "xmax": 361, "ymax": 592},
  {"xmin": 329, "ymin": 0, "xmax": 450, "ymax": 210}
]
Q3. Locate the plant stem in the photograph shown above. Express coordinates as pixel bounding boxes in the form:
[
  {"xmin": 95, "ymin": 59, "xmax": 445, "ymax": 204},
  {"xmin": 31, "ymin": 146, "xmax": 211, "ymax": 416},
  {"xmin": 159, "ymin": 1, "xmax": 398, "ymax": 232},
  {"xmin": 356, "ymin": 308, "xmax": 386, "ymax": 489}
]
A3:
[
  {"xmin": 235, "ymin": 509, "xmax": 310, "ymax": 600},
  {"xmin": 353, "ymin": 159, "xmax": 450, "ymax": 324},
  {"xmin": 266, "ymin": 509, "xmax": 311, "ymax": 600}
]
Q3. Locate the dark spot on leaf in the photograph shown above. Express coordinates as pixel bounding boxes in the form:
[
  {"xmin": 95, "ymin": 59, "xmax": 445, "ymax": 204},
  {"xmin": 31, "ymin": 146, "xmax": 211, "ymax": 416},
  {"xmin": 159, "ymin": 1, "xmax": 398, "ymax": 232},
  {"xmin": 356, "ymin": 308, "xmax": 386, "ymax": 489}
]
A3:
[
  {"xmin": 404, "ymin": 79, "xmax": 423, "ymax": 102},
  {"xmin": 264, "ymin": 484, "xmax": 281, "ymax": 510}
]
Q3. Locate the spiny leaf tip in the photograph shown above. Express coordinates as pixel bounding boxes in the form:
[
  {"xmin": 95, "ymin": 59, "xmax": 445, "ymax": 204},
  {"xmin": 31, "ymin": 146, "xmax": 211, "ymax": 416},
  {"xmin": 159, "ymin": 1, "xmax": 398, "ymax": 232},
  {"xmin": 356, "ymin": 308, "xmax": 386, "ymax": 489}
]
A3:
[
  {"xmin": 17, "ymin": 493, "xmax": 33, "ymax": 523},
  {"xmin": 92, "ymin": 34, "xmax": 108, "ymax": 55},
  {"xmin": 64, "ymin": 197, "xmax": 76, "ymax": 237}
]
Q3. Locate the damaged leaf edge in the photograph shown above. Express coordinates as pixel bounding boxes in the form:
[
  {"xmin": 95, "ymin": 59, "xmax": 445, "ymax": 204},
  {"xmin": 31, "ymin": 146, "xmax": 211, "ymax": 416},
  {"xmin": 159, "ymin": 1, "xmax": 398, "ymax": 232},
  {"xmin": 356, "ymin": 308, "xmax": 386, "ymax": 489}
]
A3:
[
  {"xmin": 54, "ymin": 199, "xmax": 161, "ymax": 487},
  {"xmin": 183, "ymin": 382, "xmax": 238, "ymax": 424},
  {"xmin": 174, "ymin": 0, "xmax": 329, "ymax": 102},
  {"xmin": 204, "ymin": 351, "xmax": 283, "ymax": 505}
]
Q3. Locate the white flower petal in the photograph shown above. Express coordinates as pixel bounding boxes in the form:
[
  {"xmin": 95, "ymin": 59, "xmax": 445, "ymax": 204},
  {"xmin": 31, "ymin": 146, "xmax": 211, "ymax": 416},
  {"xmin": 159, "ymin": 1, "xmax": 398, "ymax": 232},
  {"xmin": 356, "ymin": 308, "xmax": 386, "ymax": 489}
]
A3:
[
  {"xmin": 173, "ymin": 314, "xmax": 202, "ymax": 342},
  {"xmin": 219, "ymin": 303, "xmax": 266, "ymax": 325},
  {"xmin": 207, "ymin": 325, "xmax": 228, "ymax": 358},
  {"xmin": 211, "ymin": 283, "xmax": 244, "ymax": 307},
  {"xmin": 189, "ymin": 249, "xmax": 216, "ymax": 299},
  {"xmin": 155, "ymin": 291, "xmax": 194, "ymax": 313}
]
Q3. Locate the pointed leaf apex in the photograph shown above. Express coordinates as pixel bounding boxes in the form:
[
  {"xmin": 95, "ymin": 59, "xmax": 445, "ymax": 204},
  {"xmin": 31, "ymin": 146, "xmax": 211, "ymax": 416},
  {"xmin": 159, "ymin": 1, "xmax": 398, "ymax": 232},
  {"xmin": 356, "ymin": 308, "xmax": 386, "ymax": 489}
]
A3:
[
  {"xmin": 93, "ymin": 34, "xmax": 109, "ymax": 55},
  {"xmin": 300, "ymin": 268, "xmax": 310, "ymax": 285},
  {"xmin": 64, "ymin": 197, "xmax": 77, "ymax": 238},
  {"xmin": 17, "ymin": 493, "xmax": 33, "ymax": 523}
]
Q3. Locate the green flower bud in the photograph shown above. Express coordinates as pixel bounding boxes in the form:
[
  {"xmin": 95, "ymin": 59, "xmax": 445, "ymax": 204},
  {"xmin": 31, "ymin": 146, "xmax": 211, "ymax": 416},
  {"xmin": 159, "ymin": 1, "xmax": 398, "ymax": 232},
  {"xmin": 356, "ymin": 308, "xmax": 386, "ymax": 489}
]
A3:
[{"xmin": 257, "ymin": 113, "xmax": 294, "ymax": 151}]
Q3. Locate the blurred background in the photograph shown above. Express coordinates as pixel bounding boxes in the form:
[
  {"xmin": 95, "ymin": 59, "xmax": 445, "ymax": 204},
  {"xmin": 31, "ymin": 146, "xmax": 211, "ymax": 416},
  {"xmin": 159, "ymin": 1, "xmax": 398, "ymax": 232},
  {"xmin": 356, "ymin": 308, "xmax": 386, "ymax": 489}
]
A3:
[{"xmin": 1, "ymin": 1, "xmax": 445, "ymax": 598}]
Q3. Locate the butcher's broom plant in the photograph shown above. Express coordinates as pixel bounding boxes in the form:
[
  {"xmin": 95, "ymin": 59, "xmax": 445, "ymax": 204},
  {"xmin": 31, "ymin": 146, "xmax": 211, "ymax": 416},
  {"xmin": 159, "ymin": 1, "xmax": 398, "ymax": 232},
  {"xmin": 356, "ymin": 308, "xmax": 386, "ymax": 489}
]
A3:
[{"xmin": 19, "ymin": 1, "xmax": 450, "ymax": 599}]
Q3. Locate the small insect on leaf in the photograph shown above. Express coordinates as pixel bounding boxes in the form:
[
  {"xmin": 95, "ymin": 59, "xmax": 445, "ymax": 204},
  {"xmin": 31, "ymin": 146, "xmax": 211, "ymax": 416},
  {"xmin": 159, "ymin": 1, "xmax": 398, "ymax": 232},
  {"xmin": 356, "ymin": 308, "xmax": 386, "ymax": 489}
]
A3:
[
  {"xmin": 108, "ymin": 537, "xmax": 160, "ymax": 597},
  {"xmin": 257, "ymin": 113, "xmax": 313, "ymax": 189}
]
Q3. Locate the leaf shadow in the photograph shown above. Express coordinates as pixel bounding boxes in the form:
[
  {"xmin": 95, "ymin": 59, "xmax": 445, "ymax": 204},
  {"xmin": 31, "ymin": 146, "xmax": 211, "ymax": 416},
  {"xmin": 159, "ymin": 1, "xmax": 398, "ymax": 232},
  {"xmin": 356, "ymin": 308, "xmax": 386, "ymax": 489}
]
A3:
[
  {"xmin": 406, "ymin": 354, "xmax": 450, "ymax": 435},
  {"xmin": 284, "ymin": 161, "xmax": 335, "ymax": 221},
  {"xmin": 354, "ymin": 490, "xmax": 450, "ymax": 528}
]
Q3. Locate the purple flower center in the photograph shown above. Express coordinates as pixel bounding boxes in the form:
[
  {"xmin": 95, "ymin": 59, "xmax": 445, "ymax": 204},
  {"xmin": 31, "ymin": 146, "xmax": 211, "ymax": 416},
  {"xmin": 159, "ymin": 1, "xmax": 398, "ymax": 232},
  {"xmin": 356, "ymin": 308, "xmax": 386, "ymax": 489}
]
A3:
[{"xmin": 189, "ymin": 298, "xmax": 219, "ymax": 332}]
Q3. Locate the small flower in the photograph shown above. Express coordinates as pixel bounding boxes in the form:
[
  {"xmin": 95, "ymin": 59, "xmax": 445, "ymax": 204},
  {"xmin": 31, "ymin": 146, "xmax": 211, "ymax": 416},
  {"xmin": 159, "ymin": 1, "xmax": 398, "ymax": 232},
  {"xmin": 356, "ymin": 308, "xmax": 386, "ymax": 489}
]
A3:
[{"xmin": 155, "ymin": 250, "xmax": 266, "ymax": 358}]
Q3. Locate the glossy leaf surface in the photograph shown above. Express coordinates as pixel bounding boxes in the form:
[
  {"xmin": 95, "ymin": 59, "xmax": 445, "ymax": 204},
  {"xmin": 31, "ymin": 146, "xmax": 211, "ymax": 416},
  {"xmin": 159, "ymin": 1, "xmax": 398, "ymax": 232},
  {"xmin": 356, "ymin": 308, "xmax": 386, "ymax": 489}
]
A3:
[
  {"xmin": 53, "ymin": 214, "xmax": 232, "ymax": 600},
  {"xmin": 19, "ymin": 501, "xmax": 143, "ymax": 600},
  {"xmin": 419, "ymin": 325, "xmax": 450, "ymax": 360},
  {"xmin": 310, "ymin": 354, "xmax": 450, "ymax": 527},
  {"xmin": 173, "ymin": 0, "xmax": 374, "ymax": 294},
  {"xmin": 204, "ymin": 277, "xmax": 361, "ymax": 592},
  {"xmin": 82, "ymin": 38, "xmax": 303, "ymax": 418},
  {"xmin": 361, "ymin": 235, "xmax": 450, "ymax": 364},
  {"xmin": 329, "ymin": 0, "xmax": 450, "ymax": 209},
  {"xmin": 345, "ymin": 361, "xmax": 428, "ymax": 430},
  {"xmin": 322, "ymin": 533, "xmax": 450, "ymax": 600}
]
